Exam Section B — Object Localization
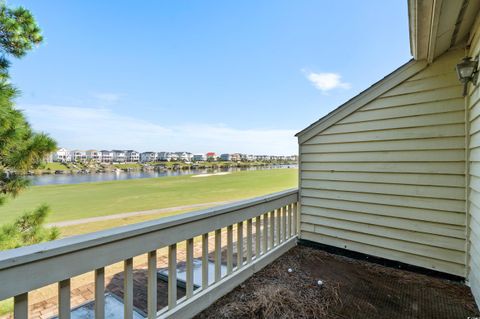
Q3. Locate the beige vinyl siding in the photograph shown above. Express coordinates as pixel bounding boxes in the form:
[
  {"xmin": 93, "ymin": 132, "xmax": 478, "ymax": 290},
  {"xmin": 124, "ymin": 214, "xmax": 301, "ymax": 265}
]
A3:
[
  {"xmin": 299, "ymin": 48, "xmax": 466, "ymax": 276},
  {"xmin": 468, "ymin": 17, "xmax": 480, "ymax": 305}
]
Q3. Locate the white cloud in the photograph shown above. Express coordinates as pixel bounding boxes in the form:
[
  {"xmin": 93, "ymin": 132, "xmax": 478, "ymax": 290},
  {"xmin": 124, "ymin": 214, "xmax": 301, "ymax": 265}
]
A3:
[
  {"xmin": 92, "ymin": 92, "xmax": 122, "ymax": 104},
  {"xmin": 302, "ymin": 70, "xmax": 350, "ymax": 92},
  {"xmin": 20, "ymin": 104, "xmax": 297, "ymax": 155}
]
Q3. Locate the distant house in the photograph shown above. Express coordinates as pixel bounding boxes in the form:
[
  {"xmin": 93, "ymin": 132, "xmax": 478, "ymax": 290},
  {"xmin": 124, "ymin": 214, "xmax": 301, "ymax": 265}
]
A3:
[
  {"xmin": 206, "ymin": 152, "xmax": 217, "ymax": 161},
  {"xmin": 175, "ymin": 152, "xmax": 193, "ymax": 162},
  {"xmin": 100, "ymin": 150, "xmax": 113, "ymax": 163},
  {"xmin": 125, "ymin": 150, "xmax": 140, "ymax": 162},
  {"xmin": 112, "ymin": 150, "xmax": 126, "ymax": 163},
  {"xmin": 52, "ymin": 148, "xmax": 71, "ymax": 162},
  {"xmin": 70, "ymin": 150, "xmax": 87, "ymax": 162},
  {"xmin": 193, "ymin": 154, "xmax": 206, "ymax": 162},
  {"xmin": 255, "ymin": 155, "xmax": 271, "ymax": 161},
  {"xmin": 157, "ymin": 152, "xmax": 172, "ymax": 161},
  {"xmin": 238, "ymin": 153, "xmax": 254, "ymax": 161},
  {"xmin": 231, "ymin": 153, "xmax": 241, "ymax": 162},
  {"xmin": 140, "ymin": 152, "xmax": 157, "ymax": 163},
  {"xmin": 287, "ymin": 155, "xmax": 298, "ymax": 162},
  {"xmin": 169, "ymin": 153, "xmax": 179, "ymax": 161},
  {"xmin": 220, "ymin": 153, "xmax": 231, "ymax": 161},
  {"xmin": 86, "ymin": 150, "xmax": 101, "ymax": 162}
]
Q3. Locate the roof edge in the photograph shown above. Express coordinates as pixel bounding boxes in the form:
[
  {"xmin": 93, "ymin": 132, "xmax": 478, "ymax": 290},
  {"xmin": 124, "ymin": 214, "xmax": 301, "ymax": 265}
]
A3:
[
  {"xmin": 408, "ymin": 0, "xmax": 436, "ymax": 61},
  {"xmin": 296, "ymin": 59, "xmax": 428, "ymax": 144}
]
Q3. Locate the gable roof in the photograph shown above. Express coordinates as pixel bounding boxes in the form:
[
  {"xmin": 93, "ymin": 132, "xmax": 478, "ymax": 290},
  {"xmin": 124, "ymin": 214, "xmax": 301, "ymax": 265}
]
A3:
[
  {"xmin": 297, "ymin": 0, "xmax": 480, "ymax": 144},
  {"xmin": 296, "ymin": 59, "xmax": 427, "ymax": 144}
]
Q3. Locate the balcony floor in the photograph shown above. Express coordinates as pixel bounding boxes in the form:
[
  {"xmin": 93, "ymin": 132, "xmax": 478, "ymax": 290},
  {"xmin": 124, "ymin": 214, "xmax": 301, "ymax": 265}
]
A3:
[{"xmin": 197, "ymin": 245, "xmax": 479, "ymax": 319}]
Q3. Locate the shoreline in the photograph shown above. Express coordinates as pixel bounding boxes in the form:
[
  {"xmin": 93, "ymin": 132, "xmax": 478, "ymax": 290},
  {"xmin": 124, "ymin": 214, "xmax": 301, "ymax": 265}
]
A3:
[{"xmin": 25, "ymin": 161, "xmax": 298, "ymax": 176}]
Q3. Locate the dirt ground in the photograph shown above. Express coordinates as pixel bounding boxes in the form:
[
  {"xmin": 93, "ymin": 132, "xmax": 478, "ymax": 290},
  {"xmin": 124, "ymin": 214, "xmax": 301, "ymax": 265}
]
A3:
[{"xmin": 197, "ymin": 245, "xmax": 480, "ymax": 319}]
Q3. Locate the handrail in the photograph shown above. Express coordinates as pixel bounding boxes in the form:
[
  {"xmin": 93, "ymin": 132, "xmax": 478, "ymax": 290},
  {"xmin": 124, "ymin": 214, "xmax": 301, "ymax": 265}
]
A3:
[
  {"xmin": 0, "ymin": 188, "xmax": 299, "ymax": 319},
  {"xmin": 0, "ymin": 188, "xmax": 297, "ymax": 270}
]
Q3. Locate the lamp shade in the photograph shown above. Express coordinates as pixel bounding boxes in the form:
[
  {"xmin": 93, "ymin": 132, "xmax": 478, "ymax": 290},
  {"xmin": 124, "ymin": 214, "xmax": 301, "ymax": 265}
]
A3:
[{"xmin": 456, "ymin": 57, "xmax": 478, "ymax": 83}]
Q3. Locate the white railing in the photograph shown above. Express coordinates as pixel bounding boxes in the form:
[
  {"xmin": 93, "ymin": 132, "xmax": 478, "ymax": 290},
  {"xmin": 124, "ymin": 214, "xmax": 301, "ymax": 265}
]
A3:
[{"xmin": 0, "ymin": 188, "xmax": 299, "ymax": 319}]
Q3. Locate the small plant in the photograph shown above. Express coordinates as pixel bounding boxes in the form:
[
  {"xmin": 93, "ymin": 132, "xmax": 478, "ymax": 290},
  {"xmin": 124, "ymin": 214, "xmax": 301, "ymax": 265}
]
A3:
[{"xmin": 0, "ymin": 204, "xmax": 60, "ymax": 250}]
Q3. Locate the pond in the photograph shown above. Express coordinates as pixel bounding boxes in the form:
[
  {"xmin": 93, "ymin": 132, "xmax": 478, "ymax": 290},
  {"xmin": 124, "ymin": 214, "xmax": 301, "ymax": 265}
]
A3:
[{"xmin": 26, "ymin": 164, "xmax": 297, "ymax": 186}]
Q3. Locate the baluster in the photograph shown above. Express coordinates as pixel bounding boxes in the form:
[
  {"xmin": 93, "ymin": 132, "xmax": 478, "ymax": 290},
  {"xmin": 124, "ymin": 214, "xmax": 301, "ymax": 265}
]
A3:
[
  {"xmin": 269, "ymin": 211, "xmax": 275, "ymax": 249},
  {"xmin": 227, "ymin": 225, "xmax": 233, "ymax": 274},
  {"xmin": 202, "ymin": 233, "xmax": 209, "ymax": 289},
  {"xmin": 237, "ymin": 222, "xmax": 244, "ymax": 268},
  {"xmin": 293, "ymin": 202, "xmax": 298, "ymax": 235},
  {"xmin": 276, "ymin": 208, "xmax": 281, "ymax": 245},
  {"xmin": 58, "ymin": 279, "xmax": 71, "ymax": 319},
  {"xmin": 168, "ymin": 244, "xmax": 177, "ymax": 309},
  {"xmin": 282, "ymin": 205, "xmax": 287, "ymax": 242},
  {"xmin": 95, "ymin": 268, "xmax": 105, "ymax": 319},
  {"xmin": 255, "ymin": 216, "xmax": 261, "ymax": 257},
  {"xmin": 287, "ymin": 204, "xmax": 293, "ymax": 238},
  {"xmin": 262, "ymin": 213, "xmax": 268, "ymax": 254},
  {"xmin": 214, "ymin": 229, "xmax": 222, "ymax": 282},
  {"xmin": 147, "ymin": 251, "xmax": 157, "ymax": 318},
  {"xmin": 186, "ymin": 239, "xmax": 194, "ymax": 298},
  {"xmin": 14, "ymin": 293, "xmax": 28, "ymax": 319},
  {"xmin": 246, "ymin": 219, "xmax": 253, "ymax": 263},
  {"xmin": 124, "ymin": 258, "xmax": 133, "ymax": 319}
]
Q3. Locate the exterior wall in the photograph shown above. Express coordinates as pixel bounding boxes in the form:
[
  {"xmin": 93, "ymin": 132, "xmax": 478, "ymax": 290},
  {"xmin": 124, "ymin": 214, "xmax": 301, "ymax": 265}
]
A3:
[
  {"xmin": 299, "ymin": 49, "xmax": 466, "ymax": 276},
  {"xmin": 468, "ymin": 17, "xmax": 480, "ymax": 305}
]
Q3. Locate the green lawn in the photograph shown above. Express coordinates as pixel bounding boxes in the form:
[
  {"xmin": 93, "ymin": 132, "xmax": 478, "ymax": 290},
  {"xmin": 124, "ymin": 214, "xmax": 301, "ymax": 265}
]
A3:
[
  {"xmin": 42, "ymin": 162, "xmax": 69, "ymax": 170},
  {"xmin": 113, "ymin": 163, "xmax": 142, "ymax": 169},
  {"xmin": 0, "ymin": 169, "xmax": 297, "ymax": 224}
]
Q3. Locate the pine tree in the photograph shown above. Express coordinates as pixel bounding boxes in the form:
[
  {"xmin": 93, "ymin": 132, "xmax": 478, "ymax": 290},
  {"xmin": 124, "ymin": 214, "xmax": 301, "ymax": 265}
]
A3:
[{"xmin": 0, "ymin": 3, "xmax": 58, "ymax": 248}]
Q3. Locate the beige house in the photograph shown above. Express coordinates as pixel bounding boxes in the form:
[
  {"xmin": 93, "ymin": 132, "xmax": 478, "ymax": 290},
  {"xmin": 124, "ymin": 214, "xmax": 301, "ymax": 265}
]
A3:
[
  {"xmin": 297, "ymin": 0, "xmax": 480, "ymax": 303},
  {"xmin": 86, "ymin": 150, "xmax": 101, "ymax": 162}
]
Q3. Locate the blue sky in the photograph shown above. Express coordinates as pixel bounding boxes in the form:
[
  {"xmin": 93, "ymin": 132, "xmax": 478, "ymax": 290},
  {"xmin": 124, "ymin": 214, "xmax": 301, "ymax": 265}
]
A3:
[{"xmin": 10, "ymin": 1, "xmax": 411, "ymax": 155}]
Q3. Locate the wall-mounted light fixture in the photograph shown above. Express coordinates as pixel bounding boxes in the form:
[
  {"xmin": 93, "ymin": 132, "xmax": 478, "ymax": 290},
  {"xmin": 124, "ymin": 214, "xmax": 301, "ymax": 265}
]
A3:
[{"xmin": 456, "ymin": 56, "xmax": 479, "ymax": 96}]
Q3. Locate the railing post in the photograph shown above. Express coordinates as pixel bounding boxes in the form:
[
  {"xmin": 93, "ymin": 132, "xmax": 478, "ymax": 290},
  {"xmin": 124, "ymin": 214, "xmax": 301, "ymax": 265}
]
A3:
[
  {"xmin": 237, "ymin": 222, "xmax": 244, "ymax": 268},
  {"xmin": 95, "ymin": 268, "xmax": 105, "ymax": 319},
  {"xmin": 14, "ymin": 293, "xmax": 28, "ymax": 319},
  {"xmin": 58, "ymin": 279, "xmax": 71, "ymax": 319},
  {"xmin": 269, "ymin": 210, "xmax": 275, "ymax": 249},
  {"xmin": 168, "ymin": 244, "xmax": 177, "ymax": 309},
  {"xmin": 247, "ymin": 219, "xmax": 253, "ymax": 263},
  {"xmin": 124, "ymin": 258, "xmax": 133, "ymax": 319},
  {"xmin": 227, "ymin": 225, "xmax": 233, "ymax": 274},
  {"xmin": 147, "ymin": 250, "xmax": 157, "ymax": 318},
  {"xmin": 287, "ymin": 204, "xmax": 293, "ymax": 238},
  {"xmin": 202, "ymin": 233, "xmax": 209, "ymax": 289},
  {"xmin": 293, "ymin": 201, "xmax": 298, "ymax": 235},
  {"xmin": 262, "ymin": 213, "xmax": 268, "ymax": 254},
  {"xmin": 214, "ymin": 229, "xmax": 222, "ymax": 282},
  {"xmin": 276, "ymin": 208, "xmax": 281, "ymax": 245},
  {"xmin": 186, "ymin": 239, "xmax": 194, "ymax": 298},
  {"xmin": 282, "ymin": 205, "xmax": 287, "ymax": 242},
  {"xmin": 255, "ymin": 216, "xmax": 261, "ymax": 257}
]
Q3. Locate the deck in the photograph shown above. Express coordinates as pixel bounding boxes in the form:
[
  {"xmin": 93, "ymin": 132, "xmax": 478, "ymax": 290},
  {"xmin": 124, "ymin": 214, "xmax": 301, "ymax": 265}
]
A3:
[
  {"xmin": 1, "ymin": 188, "xmax": 479, "ymax": 318},
  {"xmin": 198, "ymin": 245, "xmax": 479, "ymax": 319}
]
